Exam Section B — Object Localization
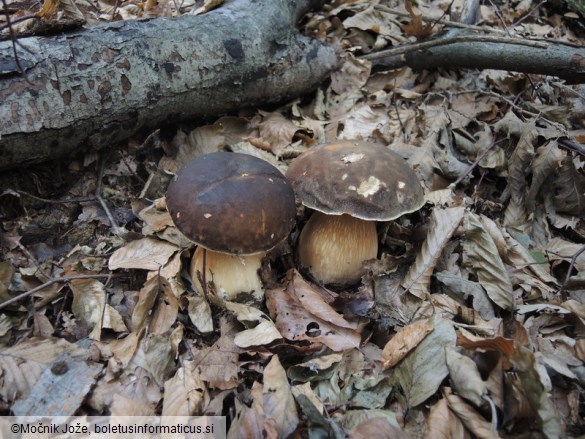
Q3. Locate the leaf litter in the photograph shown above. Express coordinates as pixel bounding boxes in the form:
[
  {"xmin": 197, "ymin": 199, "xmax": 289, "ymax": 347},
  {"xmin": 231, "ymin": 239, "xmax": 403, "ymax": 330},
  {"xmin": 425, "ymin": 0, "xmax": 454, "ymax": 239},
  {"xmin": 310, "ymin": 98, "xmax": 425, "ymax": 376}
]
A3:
[{"xmin": 1, "ymin": 0, "xmax": 585, "ymax": 437}]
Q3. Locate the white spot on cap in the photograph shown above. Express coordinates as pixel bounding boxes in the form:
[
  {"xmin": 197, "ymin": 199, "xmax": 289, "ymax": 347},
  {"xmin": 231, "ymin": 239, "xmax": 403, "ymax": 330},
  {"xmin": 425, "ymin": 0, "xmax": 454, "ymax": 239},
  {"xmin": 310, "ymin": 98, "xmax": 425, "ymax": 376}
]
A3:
[
  {"xmin": 348, "ymin": 185, "xmax": 357, "ymax": 191},
  {"xmin": 342, "ymin": 153, "xmax": 365, "ymax": 163},
  {"xmin": 357, "ymin": 176, "xmax": 385, "ymax": 198},
  {"xmin": 177, "ymin": 212, "xmax": 181, "ymax": 218},
  {"xmin": 204, "ymin": 213, "xmax": 212, "ymax": 218},
  {"xmin": 398, "ymin": 181, "xmax": 406, "ymax": 189},
  {"xmin": 341, "ymin": 173, "xmax": 348, "ymax": 180}
]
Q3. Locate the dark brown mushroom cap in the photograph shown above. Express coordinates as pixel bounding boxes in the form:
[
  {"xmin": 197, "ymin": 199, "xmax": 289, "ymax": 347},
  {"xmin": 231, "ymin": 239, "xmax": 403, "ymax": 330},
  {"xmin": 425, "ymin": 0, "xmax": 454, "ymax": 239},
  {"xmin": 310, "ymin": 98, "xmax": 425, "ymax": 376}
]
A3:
[
  {"xmin": 166, "ymin": 152, "xmax": 296, "ymax": 255},
  {"xmin": 285, "ymin": 141, "xmax": 424, "ymax": 221}
]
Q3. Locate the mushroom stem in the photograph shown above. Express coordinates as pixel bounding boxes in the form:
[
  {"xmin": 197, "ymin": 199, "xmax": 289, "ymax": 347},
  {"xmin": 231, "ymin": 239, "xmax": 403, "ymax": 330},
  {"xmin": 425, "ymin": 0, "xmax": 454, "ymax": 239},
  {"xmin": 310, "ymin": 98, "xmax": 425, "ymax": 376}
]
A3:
[
  {"xmin": 298, "ymin": 212, "xmax": 378, "ymax": 286},
  {"xmin": 190, "ymin": 247, "xmax": 264, "ymax": 303}
]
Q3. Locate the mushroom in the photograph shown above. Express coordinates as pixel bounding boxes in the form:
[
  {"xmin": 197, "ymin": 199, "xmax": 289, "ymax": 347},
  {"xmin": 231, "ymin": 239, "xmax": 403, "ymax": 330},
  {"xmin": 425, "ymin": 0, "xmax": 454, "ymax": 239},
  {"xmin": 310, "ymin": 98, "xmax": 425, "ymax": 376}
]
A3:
[
  {"xmin": 285, "ymin": 141, "xmax": 424, "ymax": 286},
  {"xmin": 166, "ymin": 152, "xmax": 296, "ymax": 303}
]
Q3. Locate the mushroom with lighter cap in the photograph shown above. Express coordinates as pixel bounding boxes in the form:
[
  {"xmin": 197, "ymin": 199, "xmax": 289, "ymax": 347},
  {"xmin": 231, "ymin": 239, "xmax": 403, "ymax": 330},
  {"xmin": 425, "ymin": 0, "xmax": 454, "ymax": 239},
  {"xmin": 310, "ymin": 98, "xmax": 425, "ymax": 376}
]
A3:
[
  {"xmin": 285, "ymin": 141, "xmax": 425, "ymax": 286},
  {"xmin": 166, "ymin": 152, "xmax": 296, "ymax": 304}
]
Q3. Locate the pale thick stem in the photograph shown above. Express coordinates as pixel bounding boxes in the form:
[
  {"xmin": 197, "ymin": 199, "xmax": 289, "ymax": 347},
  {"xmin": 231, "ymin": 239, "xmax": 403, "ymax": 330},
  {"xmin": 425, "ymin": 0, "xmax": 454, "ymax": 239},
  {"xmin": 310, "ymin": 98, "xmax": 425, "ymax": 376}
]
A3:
[
  {"xmin": 190, "ymin": 247, "xmax": 264, "ymax": 303},
  {"xmin": 298, "ymin": 212, "xmax": 378, "ymax": 286}
]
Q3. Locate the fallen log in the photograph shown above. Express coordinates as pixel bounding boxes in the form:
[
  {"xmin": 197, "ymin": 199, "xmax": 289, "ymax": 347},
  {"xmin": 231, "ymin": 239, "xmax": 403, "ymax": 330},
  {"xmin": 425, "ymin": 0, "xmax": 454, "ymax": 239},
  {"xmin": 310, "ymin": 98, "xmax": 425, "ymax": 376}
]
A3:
[{"xmin": 0, "ymin": 0, "xmax": 338, "ymax": 171}]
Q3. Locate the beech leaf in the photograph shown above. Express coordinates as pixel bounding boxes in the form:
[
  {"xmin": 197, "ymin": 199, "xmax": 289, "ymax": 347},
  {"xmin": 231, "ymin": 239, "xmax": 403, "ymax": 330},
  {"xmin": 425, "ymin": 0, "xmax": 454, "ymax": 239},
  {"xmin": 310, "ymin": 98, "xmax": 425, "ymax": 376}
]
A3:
[
  {"xmin": 69, "ymin": 278, "xmax": 106, "ymax": 341},
  {"xmin": 401, "ymin": 206, "xmax": 465, "ymax": 299},
  {"xmin": 392, "ymin": 316, "xmax": 456, "ymax": 407},
  {"xmin": 445, "ymin": 348, "xmax": 487, "ymax": 407},
  {"xmin": 435, "ymin": 271, "xmax": 495, "ymax": 320},
  {"xmin": 265, "ymin": 271, "xmax": 361, "ymax": 351},
  {"xmin": 162, "ymin": 361, "xmax": 208, "ymax": 416},
  {"xmin": 443, "ymin": 390, "xmax": 500, "ymax": 439},
  {"xmin": 502, "ymin": 120, "xmax": 536, "ymax": 228},
  {"xmin": 510, "ymin": 347, "xmax": 564, "ymax": 439},
  {"xmin": 526, "ymin": 141, "xmax": 565, "ymax": 212},
  {"xmin": 108, "ymin": 237, "xmax": 178, "ymax": 271},
  {"xmin": 553, "ymin": 155, "xmax": 585, "ymax": 216},
  {"xmin": 381, "ymin": 321, "xmax": 434, "ymax": 369},
  {"xmin": 263, "ymin": 355, "xmax": 299, "ymax": 438},
  {"xmin": 463, "ymin": 212, "xmax": 514, "ymax": 311}
]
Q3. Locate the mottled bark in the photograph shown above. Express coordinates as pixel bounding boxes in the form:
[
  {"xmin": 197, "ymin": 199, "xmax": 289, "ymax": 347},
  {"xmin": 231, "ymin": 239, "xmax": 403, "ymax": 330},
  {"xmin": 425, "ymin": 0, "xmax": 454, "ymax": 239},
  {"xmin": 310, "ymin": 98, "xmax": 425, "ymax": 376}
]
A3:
[
  {"xmin": 367, "ymin": 38, "xmax": 585, "ymax": 84},
  {"xmin": 0, "ymin": 0, "xmax": 338, "ymax": 171}
]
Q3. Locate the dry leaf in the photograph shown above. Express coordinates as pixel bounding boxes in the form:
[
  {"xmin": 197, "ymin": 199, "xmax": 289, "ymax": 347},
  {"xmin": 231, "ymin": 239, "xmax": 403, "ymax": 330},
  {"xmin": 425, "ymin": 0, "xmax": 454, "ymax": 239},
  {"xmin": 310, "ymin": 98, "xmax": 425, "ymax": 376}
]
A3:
[
  {"xmin": 11, "ymin": 353, "xmax": 104, "ymax": 416},
  {"xmin": 191, "ymin": 0, "xmax": 224, "ymax": 16},
  {"xmin": 138, "ymin": 203, "xmax": 174, "ymax": 235},
  {"xmin": 392, "ymin": 316, "xmax": 456, "ymax": 407},
  {"xmin": 463, "ymin": 212, "xmax": 514, "ymax": 311},
  {"xmin": 108, "ymin": 237, "xmax": 178, "ymax": 271},
  {"xmin": 509, "ymin": 347, "xmax": 564, "ymax": 438},
  {"xmin": 162, "ymin": 361, "xmax": 209, "ymax": 416},
  {"xmin": 265, "ymin": 270, "xmax": 361, "ymax": 351},
  {"xmin": 110, "ymin": 393, "xmax": 155, "ymax": 416},
  {"xmin": 102, "ymin": 304, "xmax": 128, "ymax": 333},
  {"xmin": 425, "ymin": 398, "xmax": 467, "ymax": 439},
  {"xmin": 339, "ymin": 105, "xmax": 389, "ymax": 140},
  {"xmin": 435, "ymin": 271, "xmax": 496, "ymax": 320},
  {"xmin": 402, "ymin": 1, "xmax": 433, "ymax": 40},
  {"xmin": 348, "ymin": 416, "xmax": 407, "ymax": 439},
  {"xmin": 343, "ymin": 6, "xmax": 402, "ymax": 36},
  {"xmin": 291, "ymin": 382, "xmax": 325, "ymax": 414},
  {"xmin": 186, "ymin": 294, "xmax": 213, "ymax": 334},
  {"xmin": 110, "ymin": 332, "xmax": 140, "ymax": 367},
  {"xmin": 546, "ymin": 237, "xmax": 585, "ymax": 272},
  {"xmin": 0, "ymin": 338, "xmax": 87, "ymax": 401},
  {"xmin": 443, "ymin": 389, "xmax": 499, "ymax": 439},
  {"xmin": 502, "ymin": 119, "xmax": 537, "ymax": 228},
  {"xmin": 225, "ymin": 301, "xmax": 282, "ymax": 348},
  {"xmin": 381, "ymin": 321, "xmax": 434, "ymax": 369},
  {"xmin": 553, "ymin": 155, "xmax": 585, "ymax": 216},
  {"xmin": 191, "ymin": 318, "xmax": 240, "ymax": 390},
  {"xmin": 70, "ymin": 278, "xmax": 106, "ymax": 341},
  {"xmin": 253, "ymin": 111, "xmax": 303, "ymax": 156},
  {"xmin": 526, "ymin": 141, "xmax": 565, "ymax": 212},
  {"xmin": 130, "ymin": 334, "xmax": 176, "ymax": 387},
  {"xmin": 401, "ymin": 206, "xmax": 465, "ymax": 299},
  {"xmin": 263, "ymin": 355, "xmax": 299, "ymax": 438},
  {"xmin": 60, "ymin": 0, "xmax": 84, "ymax": 20},
  {"xmin": 38, "ymin": 0, "xmax": 60, "ymax": 18},
  {"xmin": 446, "ymin": 348, "xmax": 487, "ymax": 407}
]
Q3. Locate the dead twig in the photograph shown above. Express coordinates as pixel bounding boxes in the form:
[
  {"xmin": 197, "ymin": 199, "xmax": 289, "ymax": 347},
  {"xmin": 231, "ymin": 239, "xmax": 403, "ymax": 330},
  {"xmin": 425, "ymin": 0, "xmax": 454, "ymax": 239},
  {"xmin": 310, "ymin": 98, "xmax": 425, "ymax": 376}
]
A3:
[
  {"xmin": 561, "ymin": 244, "xmax": 585, "ymax": 290},
  {"xmin": 360, "ymin": 34, "xmax": 548, "ymax": 61},
  {"xmin": 0, "ymin": 0, "xmax": 36, "ymax": 80},
  {"xmin": 16, "ymin": 190, "xmax": 96, "ymax": 204},
  {"xmin": 0, "ymin": 13, "xmax": 39, "ymax": 32},
  {"xmin": 0, "ymin": 274, "xmax": 120, "ymax": 310},
  {"xmin": 449, "ymin": 139, "xmax": 501, "ymax": 187},
  {"xmin": 558, "ymin": 138, "xmax": 585, "ymax": 158},
  {"xmin": 15, "ymin": 241, "xmax": 51, "ymax": 280},
  {"xmin": 96, "ymin": 154, "xmax": 128, "ymax": 237}
]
